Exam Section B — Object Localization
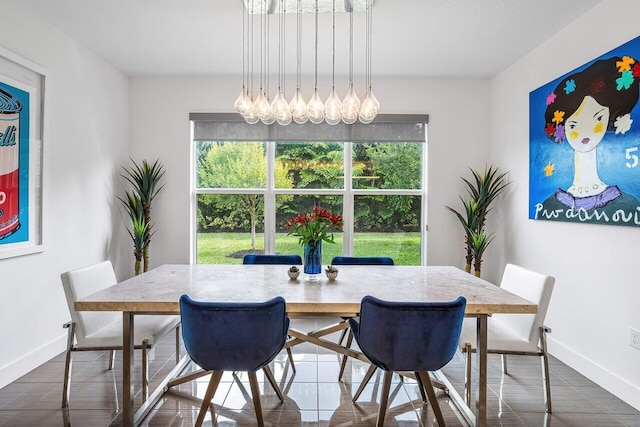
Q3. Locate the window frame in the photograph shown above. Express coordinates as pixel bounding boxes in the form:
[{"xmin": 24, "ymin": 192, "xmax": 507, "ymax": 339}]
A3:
[{"xmin": 190, "ymin": 114, "xmax": 428, "ymax": 265}]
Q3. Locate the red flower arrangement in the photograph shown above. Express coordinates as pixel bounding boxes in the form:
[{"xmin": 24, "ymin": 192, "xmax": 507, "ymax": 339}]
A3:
[{"xmin": 284, "ymin": 207, "xmax": 344, "ymax": 245}]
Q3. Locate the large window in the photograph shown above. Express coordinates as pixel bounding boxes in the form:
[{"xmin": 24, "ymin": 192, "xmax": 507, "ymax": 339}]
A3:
[{"xmin": 191, "ymin": 114, "xmax": 428, "ymax": 265}]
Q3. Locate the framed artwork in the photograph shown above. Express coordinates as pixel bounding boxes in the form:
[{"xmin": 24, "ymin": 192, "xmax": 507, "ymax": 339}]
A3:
[
  {"xmin": 0, "ymin": 47, "xmax": 46, "ymax": 258},
  {"xmin": 529, "ymin": 34, "xmax": 640, "ymax": 227}
]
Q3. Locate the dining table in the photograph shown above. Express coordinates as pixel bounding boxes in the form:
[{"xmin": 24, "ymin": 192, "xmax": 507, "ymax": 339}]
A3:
[{"xmin": 74, "ymin": 263, "xmax": 537, "ymax": 427}]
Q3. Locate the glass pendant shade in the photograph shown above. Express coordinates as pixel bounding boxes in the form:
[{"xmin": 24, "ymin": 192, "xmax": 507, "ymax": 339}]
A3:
[
  {"xmin": 359, "ymin": 89, "xmax": 379, "ymax": 124},
  {"xmin": 307, "ymin": 88, "xmax": 325, "ymax": 124},
  {"xmin": 244, "ymin": 101, "xmax": 260, "ymax": 124},
  {"xmin": 272, "ymin": 90, "xmax": 292, "ymax": 126},
  {"xmin": 341, "ymin": 85, "xmax": 360, "ymax": 124},
  {"xmin": 324, "ymin": 88, "xmax": 342, "ymax": 125},
  {"xmin": 236, "ymin": 88, "xmax": 253, "ymax": 117},
  {"xmin": 290, "ymin": 88, "xmax": 308, "ymax": 124},
  {"xmin": 255, "ymin": 91, "xmax": 274, "ymax": 123}
]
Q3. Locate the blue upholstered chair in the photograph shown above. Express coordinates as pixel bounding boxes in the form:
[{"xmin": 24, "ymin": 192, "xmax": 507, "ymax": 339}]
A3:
[
  {"xmin": 330, "ymin": 256, "xmax": 395, "ymax": 380},
  {"xmin": 330, "ymin": 256, "xmax": 394, "ymax": 266},
  {"xmin": 179, "ymin": 295, "xmax": 289, "ymax": 427},
  {"xmin": 243, "ymin": 253, "xmax": 302, "ymax": 265},
  {"xmin": 349, "ymin": 295, "xmax": 466, "ymax": 427},
  {"xmin": 242, "ymin": 253, "xmax": 300, "ymax": 371}
]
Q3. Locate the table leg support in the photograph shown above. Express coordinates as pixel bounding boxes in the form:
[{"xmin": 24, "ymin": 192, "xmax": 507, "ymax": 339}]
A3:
[
  {"xmin": 123, "ymin": 311, "xmax": 135, "ymax": 427},
  {"xmin": 475, "ymin": 315, "xmax": 488, "ymax": 427}
]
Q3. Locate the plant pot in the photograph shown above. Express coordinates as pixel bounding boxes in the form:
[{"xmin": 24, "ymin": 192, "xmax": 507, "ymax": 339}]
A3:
[
  {"xmin": 288, "ymin": 270, "xmax": 300, "ymax": 280},
  {"xmin": 325, "ymin": 270, "xmax": 338, "ymax": 281},
  {"xmin": 304, "ymin": 240, "xmax": 322, "ymax": 281}
]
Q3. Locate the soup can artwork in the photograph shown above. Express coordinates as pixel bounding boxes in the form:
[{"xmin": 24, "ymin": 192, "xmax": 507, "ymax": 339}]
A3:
[{"xmin": 0, "ymin": 87, "xmax": 22, "ymax": 239}]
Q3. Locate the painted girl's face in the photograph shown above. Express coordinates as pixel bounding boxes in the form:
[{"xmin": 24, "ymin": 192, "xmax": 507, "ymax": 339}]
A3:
[{"xmin": 565, "ymin": 96, "xmax": 610, "ymax": 153}]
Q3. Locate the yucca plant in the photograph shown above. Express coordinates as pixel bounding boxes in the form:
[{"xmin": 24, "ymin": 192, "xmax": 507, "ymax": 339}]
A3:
[
  {"xmin": 470, "ymin": 229, "xmax": 495, "ymax": 278},
  {"xmin": 117, "ymin": 192, "xmax": 150, "ymax": 275},
  {"xmin": 446, "ymin": 165, "xmax": 510, "ymax": 277},
  {"xmin": 121, "ymin": 159, "xmax": 165, "ymax": 272},
  {"xmin": 446, "ymin": 198, "xmax": 479, "ymax": 274}
]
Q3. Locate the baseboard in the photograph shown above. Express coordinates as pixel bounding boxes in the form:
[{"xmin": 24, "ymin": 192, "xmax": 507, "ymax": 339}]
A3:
[
  {"xmin": 549, "ymin": 337, "xmax": 640, "ymax": 411},
  {"xmin": 0, "ymin": 334, "xmax": 67, "ymax": 389}
]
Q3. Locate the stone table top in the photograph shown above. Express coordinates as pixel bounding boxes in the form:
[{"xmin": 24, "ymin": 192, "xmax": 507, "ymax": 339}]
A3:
[{"xmin": 75, "ymin": 264, "xmax": 537, "ymax": 316}]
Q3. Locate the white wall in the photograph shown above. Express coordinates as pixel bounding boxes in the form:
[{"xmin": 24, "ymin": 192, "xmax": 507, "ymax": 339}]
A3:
[
  {"xmin": 0, "ymin": 1, "xmax": 130, "ymax": 387},
  {"xmin": 489, "ymin": 0, "xmax": 640, "ymax": 410},
  {"xmin": 129, "ymin": 75, "xmax": 491, "ymax": 270}
]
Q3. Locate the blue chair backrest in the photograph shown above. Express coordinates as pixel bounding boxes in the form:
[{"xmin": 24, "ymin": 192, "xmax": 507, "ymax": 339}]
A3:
[
  {"xmin": 355, "ymin": 295, "xmax": 466, "ymax": 372},
  {"xmin": 243, "ymin": 254, "xmax": 302, "ymax": 265},
  {"xmin": 179, "ymin": 295, "xmax": 289, "ymax": 372},
  {"xmin": 331, "ymin": 256, "xmax": 394, "ymax": 265}
]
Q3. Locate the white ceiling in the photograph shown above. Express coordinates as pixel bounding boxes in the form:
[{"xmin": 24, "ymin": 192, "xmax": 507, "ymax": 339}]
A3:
[{"xmin": 19, "ymin": 0, "xmax": 600, "ymax": 79}]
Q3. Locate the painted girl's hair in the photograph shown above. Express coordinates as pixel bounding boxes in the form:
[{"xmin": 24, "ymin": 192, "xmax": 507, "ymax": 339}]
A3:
[{"xmin": 544, "ymin": 56, "xmax": 640, "ymax": 143}]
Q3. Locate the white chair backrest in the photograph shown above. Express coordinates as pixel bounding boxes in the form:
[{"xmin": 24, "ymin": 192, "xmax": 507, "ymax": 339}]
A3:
[
  {"xmin": 493, "ymin": 264, "xmax": 555, "ymax": 345},
  {"xmin": 61, "ymin": 261, "xmax": 119, "ymax": 343}
]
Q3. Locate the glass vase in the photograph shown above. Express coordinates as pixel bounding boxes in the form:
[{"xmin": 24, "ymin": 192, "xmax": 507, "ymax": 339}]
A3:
[{"xmin": 304, "ymin": 240, "xmax": 322, "ymax": 281}]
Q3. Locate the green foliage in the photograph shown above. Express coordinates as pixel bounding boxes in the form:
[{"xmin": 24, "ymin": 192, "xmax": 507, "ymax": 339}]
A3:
[
  {"xmin": 197, "ymin": 142, "xmax": 294, "ymax": 250},
  {"xmin": 446, "ymin": 165, "xmax": 510, "ymax": 276},
  {"xmin": 196, "ymin": 232, "xmax": 421, "ymax": 265},
  {"xmin": 196, "ymin": 141, "xmax": 423, "ymax": 252},
  {"xmin": 120, "ymin": 158, "xmax": 165, "ymax": 274}
]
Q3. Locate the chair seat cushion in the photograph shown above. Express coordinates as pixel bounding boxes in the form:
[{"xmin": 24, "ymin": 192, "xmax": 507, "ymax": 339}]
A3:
[
  {"xmin": 459, "ymin": 317, "xmax": 539, "ymax": 353},
  {"xmin": 77, "ymin": 314, "xmax": 180, "ymax": 348}
]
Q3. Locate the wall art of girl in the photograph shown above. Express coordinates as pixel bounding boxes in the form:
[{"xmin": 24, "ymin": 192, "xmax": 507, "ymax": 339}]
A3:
[{"xmin": 538, "ymin": 55, "xmax": 640, "ymax": 225}]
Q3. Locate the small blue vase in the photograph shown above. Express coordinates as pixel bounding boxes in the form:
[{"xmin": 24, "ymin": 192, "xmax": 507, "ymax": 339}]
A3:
[{"xmin": 304, "ymin": 240, "xmax": 322, "ymax": 280}]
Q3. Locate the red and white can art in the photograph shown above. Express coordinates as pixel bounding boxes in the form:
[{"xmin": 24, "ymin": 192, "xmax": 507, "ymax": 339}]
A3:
[{"xmin": 0, "ymin": 87, "xmax": 22, "ymax": 239}]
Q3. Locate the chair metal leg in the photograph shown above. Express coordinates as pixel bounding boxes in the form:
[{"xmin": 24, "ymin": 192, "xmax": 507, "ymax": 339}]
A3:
[
  {"xmin": 286, "ymin": 347, "xmax": 296, "ymax": 373},
  {"xmin": 61, "ymin": 322, "xmax": 75, "ymax": 408},
  {"xmin": 464, "ymin": 342, "xmax": 472, "ymax": 406},
  {"xmin": 175, "ymin": 324, "xmax": 181, "ymax": 364},
  {"xmin": 263, "ymin": 365, "xmax": 285, "ymax": 402},
  {"xmin": 376, "ymin": 370, "xmax": 393, "ymax": 427},
  {"xmin": 414, "ymin": 371, "xmax": 428, "ymax": 403},
  {"xmin": 540, "ymin": 326, "xmax": 553, "ymax": 413},
  {"xmin": 195, "ymin": 371, "xmax": 223, "ymax": 427},
  {"xmin": 248, "ymin": 370, "xmax": 265, "ymax": 427},
  {"xmin": 337, "ymin": 326, "xmax": 348, "ymax": 346},
  {"xmin": 352, "ymin": 364, "xmax": 377, "ymax": 402},
  {"xmin": 501, "ymin": 354, "xmax": 508, "ymax": 374},
  {"xmin": 417, "ymin": 371, "xmax": 445, "ymax": 427},
  {"xmin": 142, "ymin": 339, "xmax": 149, "ymax": 402},
  {"xmin": 108, "ymin": 350, "xmax": 116, "ymax": 370},
  {"xmin": 338, "ymin": 330, "xmax": 354, "ymax": 381}
]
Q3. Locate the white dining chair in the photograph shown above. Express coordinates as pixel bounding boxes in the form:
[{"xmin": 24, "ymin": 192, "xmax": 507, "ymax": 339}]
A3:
[
  {"xmin": 60, "ymin": 261, "xmax": 181, "ymax": 407},
  {"xmin": 458, "ymin": 263, "xmax": 555, "ymax": 412}
]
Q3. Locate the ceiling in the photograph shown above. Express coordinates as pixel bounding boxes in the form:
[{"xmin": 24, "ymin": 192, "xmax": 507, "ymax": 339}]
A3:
[{"xmin": 20, "ymin": 0, "xmax": 600, "ymax": 79}]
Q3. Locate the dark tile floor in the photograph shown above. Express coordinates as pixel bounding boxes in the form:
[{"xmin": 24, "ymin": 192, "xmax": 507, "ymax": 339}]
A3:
[{"xmin": 1, "ymin": 317, "xmax": 639, "ymax": 426}]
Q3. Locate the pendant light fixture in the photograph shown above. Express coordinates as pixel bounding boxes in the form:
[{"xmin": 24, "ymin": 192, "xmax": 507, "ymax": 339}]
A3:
[
  {"xmin": 323, "ymin": 0, "xmax": 342, "ymax": 125},
  {"xmin": 307, "ymin": 0, "xmax": 325, "ymax": 124},
  {"xmin": 243, "ymin": 0, "xmax": 260, "ymax": 124},
  {"xmin": 359, "ymin": 0, "xmax": 379, "ymax": 124},
  {"xmin": 236, "ymin": 0, "xmax": 379, "ymax": 125},
  {"xmin": 289, "ymin": 0, "xmax": 308, "ymax": 124},
  {"xmin": 234, "ymin": 1, "xmax": 252, "ymax": 116},
  {"xmin": 341, "ymin": 3, "xmax": 360, "ymax": 124},
  {"xmin": 273, "ymin": 0, "xmax": 292, "ymax": 125}
]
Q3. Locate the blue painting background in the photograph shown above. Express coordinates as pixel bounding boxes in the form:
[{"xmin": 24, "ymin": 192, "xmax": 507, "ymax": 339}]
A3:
[
  {"xmin": 0, "ymin": 81, "xmax": 30, "ymax": 244},
  {"xmin": 529, "ymin": 34, "xmax": 640, "ymax": 220}
]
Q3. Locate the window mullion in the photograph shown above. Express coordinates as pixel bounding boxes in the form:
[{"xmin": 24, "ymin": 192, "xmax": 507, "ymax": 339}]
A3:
[
  {"xmin": 265, "ymin": 141, "xmax": 276, "ymax": 254},
  {"xmin": 343, "ymin": 142, "xmax": 354, "ymax": 256}
]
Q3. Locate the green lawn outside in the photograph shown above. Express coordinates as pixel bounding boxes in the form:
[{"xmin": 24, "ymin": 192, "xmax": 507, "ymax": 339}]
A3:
[{"xmin": 197, "ymin": 232, "xmax": 421, "ymax": 265}]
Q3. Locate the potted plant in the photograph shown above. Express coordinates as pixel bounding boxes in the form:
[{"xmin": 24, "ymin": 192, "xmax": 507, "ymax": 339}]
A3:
[
  {"xmin": 325, "ymin": 265, "xmax": 339, "ymax": 281},
  {"xmin": 285, "ymin": 207, "xmax": 343, "ymax": 281},
  {"xmin": 119, "ymin": 158, "xmax": 165, "ymax": 274},
  {"xmin": 446, "ymin": 165, "xmax": 510, "ymax": 277}
]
